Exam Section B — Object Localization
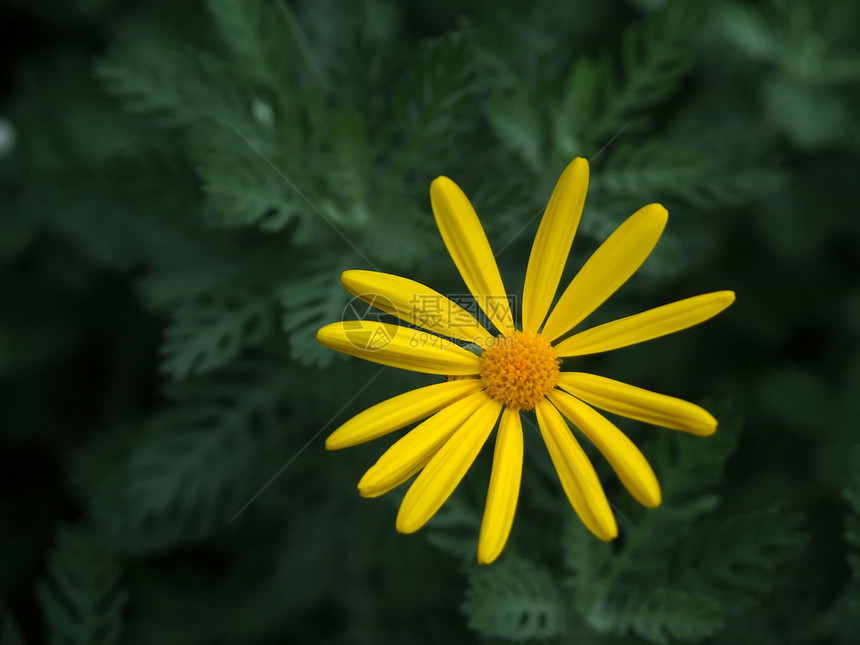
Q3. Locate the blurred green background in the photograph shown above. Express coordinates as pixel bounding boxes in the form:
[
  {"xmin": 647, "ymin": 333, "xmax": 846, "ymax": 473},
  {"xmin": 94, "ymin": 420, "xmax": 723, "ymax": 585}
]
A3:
[{"xmin": 2, "ymin": 0, "xmax": 859, "ymax": 643}]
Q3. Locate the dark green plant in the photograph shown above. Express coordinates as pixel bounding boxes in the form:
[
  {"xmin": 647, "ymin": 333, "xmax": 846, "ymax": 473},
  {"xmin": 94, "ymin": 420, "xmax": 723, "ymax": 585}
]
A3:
[{"xmin": 2, "ymin": 0, "xmax": 858, "ymax": 642}]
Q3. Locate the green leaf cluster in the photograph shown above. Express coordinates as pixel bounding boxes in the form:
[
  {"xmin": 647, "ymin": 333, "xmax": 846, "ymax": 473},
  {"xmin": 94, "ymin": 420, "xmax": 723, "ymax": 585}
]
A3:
[
  {"xmin": 2, "ymin": 0, "xmax": 859, "ymax": 643},
  {"xmin": 36, "ymin": 525, "xmax": 128, "ymax": 645},
  {"xmin": 462, "ymin": 422, "xmax": 807, "ymax": 643}
]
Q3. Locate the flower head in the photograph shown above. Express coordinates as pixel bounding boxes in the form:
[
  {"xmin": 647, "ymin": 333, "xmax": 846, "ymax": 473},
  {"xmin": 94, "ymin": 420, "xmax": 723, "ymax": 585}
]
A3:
[{"xmin": 317, "ymin": 158, "xmax": 734, "ymax": 564}]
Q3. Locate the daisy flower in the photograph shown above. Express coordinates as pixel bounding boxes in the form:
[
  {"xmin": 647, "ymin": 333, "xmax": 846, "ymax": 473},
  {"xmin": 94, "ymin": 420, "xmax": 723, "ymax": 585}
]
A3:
[{"xmin": 316, "ymin": 158, "xmax": 734, "ymax": 564}]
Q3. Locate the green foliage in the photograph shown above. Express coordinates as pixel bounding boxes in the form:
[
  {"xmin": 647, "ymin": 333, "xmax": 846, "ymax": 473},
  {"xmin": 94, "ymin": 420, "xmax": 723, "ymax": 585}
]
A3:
[
  {"xmin": 388, "ymin": 29, "xmax": 480, "ymax": 171},
  {"xmin": 97, "ymin": 30, "xmax": 251, "ymax": 131},
  {"xmin": 3, "ymin": 0, "xmax": 857, "ymax": 643},
  {"xmin": 822, "ymin": 447, "xmax": 860, "ymax": 643},
  {"xmin": 87, "ymin": 359, "xmax": 293, "ymax": 554},
  {"xmin": 463, "ymin": 556, "xmax": 563, "ymax": 640},
  {"xmin": 650, "ymin": 417, "xmax": 739, "ymax": 502},
  {"xmin": 280, "ymin": 269, "xmax": 350, "ymax": 367},
  {"xmin": 161, "ymin": 288, "xmax": 276, "ymax": 379},
  {"xmin": 462, "ymin": 421, "xmax": 807, "ymax": 644},
  {"xmin": 844, "ymin": 448, "xmax": 860, "ymax": 580},
  {"xmin": 563, "ymin": 427, "xmax": 773, "ymax": 643},
  {"xmin": 609, "ymin": 588, "xmax": 723, "ymax": 645},
  {"xmin": 591, "ymin": 139, "xmax": 783, "ymax": 215},
  {"xmin": 678, "ymin": 505, "xmax": 807, "ymax": 612},
  {"xmin": 553, "ymin": 2, "xmax": 702, "ymax": 156},
  {"xmin": 205, "ymin": 0, "xmax": 294, "ymax": 89},
  {"xmin": 36, "ymin": 525, "xmax": 128, "ymax": 645},
  {"xmin": 195, "ymin": 135, "xmax": 306, "ymax": 231},
  {"xmin": 423, "ymin": 492, "xmax": 482, "ymax": 561},
  {"xmin": 714, "ymin": 0, "xmax": 860, "ymax": 150},
  {"xmin": 591, "ymin": 141, "xmax": 705, "ymax": 200},
  {"xmin": 486, "ymin": 92, "xmax": 546, "ymax": 172}
]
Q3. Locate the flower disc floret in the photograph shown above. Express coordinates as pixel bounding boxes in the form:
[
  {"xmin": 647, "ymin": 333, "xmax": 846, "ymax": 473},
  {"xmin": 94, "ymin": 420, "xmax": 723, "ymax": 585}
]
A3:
[{"xmin": 480, "ymin": 330, "xmax": 560, "ymax": 411}]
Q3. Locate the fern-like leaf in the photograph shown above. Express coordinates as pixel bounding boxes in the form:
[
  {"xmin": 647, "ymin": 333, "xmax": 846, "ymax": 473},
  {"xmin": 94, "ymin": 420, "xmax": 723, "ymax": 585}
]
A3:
[
  {"xmin": 486, "ymin": 92, "xmax": 545, "ymax": 173},
  {"xmin": 280, "ymin": 270, "xmax": 350, "ymax": 367},
  {"xmin": 554, "ymin": 2, "xmax": 702, "ymax": 153},
  {"xmin": 463, "ymin": 556, "xmax": 563, "ymax": 641},
  {"xmin": 651, "ymin": 416, "xmax": 740, "ymax": 502},
  {"xmin": 316, "ymin": 107, "xmax": 374, "ymax": 229},
  {"xmin": 591, "ymin": 140, "xmax": 705, "ymax": 200},
  {"xmin": 845, "ymin": 447, "xmax": 860, "ymax": 579},
  {"xmin": 195, "ymin": 135, "xmax": 305, "ymax": 231},
  {"xmin": 562, "ymin": 512, "xmax": 613, "ymax": 591},
  {"xmin": 97, "ymin": 38, "xmax": 251, "ymax": 131},
  {"xmin": 160, "ymin": 288, "xmax": 276, "ymax": 379},
  {"xmin": 36, "ymin": 524, "xmax": 127, "ymax": 645},
  {"xmin": 90, "ymin": 360, "xmax": 291, "ymax": 553},
  {"xmin": 562, "ymin": 514, "xmax": 618, "ymax": 628},
  {"xmin": 205, "ymin": 0, "xmax": 293, "ymax": 89},
  {"xmin": 612, "ymin": 587, "xmax": 724, "ymax": 645},
  {"xmin": 389, "ymin": 29, "xmax": 479, "ymax": 171},
  {"xmin": 678, "ymin": 505, "xmax": 808, "ymax": 613}
]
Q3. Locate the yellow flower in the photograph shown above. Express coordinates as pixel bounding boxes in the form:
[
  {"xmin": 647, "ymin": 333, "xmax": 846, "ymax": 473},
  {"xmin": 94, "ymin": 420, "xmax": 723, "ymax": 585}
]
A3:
[{"xmin": 317, "ymin": 158, "xmax": 734, "ymax": 564}]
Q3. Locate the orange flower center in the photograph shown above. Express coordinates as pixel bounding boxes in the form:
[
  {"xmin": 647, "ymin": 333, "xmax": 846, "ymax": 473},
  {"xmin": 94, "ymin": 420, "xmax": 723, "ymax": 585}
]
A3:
[{"xmin": 480, "ymin": 330, "xmax": 560, "ymax": 411}]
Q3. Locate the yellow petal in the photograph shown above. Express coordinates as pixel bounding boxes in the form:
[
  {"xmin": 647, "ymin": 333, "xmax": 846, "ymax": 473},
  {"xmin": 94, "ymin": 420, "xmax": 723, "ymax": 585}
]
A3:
[
  {"xmin": 553, "ymin": 291, "xmax": 736, "ymax": 357},
  {"xmin": 542, "ymin": 203, "xmax": 668, "ymax": 342},
  {"xmin": 358, "ymin": 391, "xmax": 489, "ymax": 498},
  {"xmin": 430, "ymin": 176, "xmax": 514, "ymax": 334},
  {"xmin": 556, "ymin": 372, "xmax": 717, "ymax": 436},
  {"xmin": 522, "ymin": 158, "xmax": 589, "ymax": 333},
  {"xmin": 326, "ymin": 379, "xmax": 483, "ymax": 450},
  {"xmin": 341, "ymin": 270, "xmax": 492, "ymax": 347},
  {"xmin": 477, "ymin": 408, "xmax": 523, "ymax": 565},
  {"xmin": 548, "ymin": 389, "xmax": 661, "ymax": 508},
  {"xmin": 535, "ymin": 400, "xmax": 617, "ymax": 540},
  {"xmin": 317, "ymin": 321, "xmax": 481, "ymax": 375},
  {"xmin": 396, "ymin": 397, "xmax": 503, "ymax": 533}
]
